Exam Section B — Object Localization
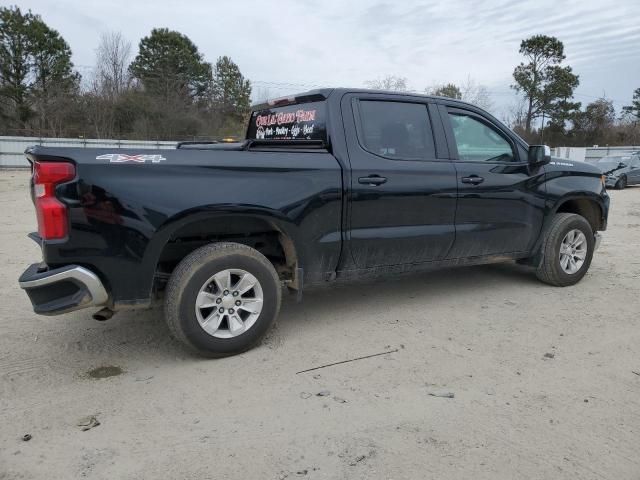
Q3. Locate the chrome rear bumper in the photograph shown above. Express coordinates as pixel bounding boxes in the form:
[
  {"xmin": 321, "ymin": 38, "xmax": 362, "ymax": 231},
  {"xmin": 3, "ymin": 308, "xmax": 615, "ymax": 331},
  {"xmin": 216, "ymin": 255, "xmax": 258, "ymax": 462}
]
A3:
[{"xmin": 19, "ymin": 264, "xmax": 109, "ymax": 315}]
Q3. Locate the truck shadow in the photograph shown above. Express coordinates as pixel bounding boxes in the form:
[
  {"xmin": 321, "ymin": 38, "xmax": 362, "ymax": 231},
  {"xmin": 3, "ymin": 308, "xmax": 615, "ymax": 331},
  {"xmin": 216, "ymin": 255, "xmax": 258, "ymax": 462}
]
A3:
[
  {"xmin": 44, "ymin": 261, "xmax": 541, "ymax": 364},
  {"xmin": 277, "ymin": 261, "xmax": 539, "ymax": 327}
]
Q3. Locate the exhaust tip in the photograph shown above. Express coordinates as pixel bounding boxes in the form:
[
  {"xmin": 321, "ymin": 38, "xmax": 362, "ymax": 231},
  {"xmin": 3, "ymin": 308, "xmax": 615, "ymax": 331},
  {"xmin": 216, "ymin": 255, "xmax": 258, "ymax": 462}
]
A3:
[{"xmin": 93, "ymin": 308, "xmax": 114, "ymax": 321}]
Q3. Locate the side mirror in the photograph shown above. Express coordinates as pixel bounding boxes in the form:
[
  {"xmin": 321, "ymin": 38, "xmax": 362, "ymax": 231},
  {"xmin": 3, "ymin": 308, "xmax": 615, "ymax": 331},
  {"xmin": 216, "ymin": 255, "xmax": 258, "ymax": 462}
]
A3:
[
  {"xmin": 528, "ymin": 145, "xmax": 551, "ymax": 166},
  {"xmin": 618, "ymin": 162, "xmax": 627, "ymax": 168}
]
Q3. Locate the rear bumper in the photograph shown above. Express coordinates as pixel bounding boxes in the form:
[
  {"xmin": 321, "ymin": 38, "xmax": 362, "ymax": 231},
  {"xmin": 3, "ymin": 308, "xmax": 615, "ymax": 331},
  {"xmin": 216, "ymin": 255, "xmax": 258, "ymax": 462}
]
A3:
[{"xmin": 19, "ymin": 263, "xmax": 109, "ymax": 315}]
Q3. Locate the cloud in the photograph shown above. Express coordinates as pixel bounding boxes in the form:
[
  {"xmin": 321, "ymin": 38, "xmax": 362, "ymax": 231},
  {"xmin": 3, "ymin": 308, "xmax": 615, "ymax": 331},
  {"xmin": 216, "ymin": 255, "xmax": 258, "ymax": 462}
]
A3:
[{"xmin": 17, "ymin": 0, "xmax": 640, "ymax": 112}]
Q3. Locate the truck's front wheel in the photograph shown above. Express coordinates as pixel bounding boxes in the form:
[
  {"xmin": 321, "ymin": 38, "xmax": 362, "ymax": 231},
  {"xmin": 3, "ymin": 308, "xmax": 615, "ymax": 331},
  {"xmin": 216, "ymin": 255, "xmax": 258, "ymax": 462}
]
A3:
[
  {"xmin": 535, "ymin": 213, "xmax": 595, "ymax": 287},
  {"xmin": 165, "ymin": 242, "xmax": 281, "ymax": 357}
]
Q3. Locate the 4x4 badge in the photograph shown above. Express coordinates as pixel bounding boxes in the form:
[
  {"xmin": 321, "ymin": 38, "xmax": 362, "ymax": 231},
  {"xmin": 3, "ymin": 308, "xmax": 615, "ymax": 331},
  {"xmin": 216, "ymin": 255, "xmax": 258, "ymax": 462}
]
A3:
[{"xmin": 96, "ymin": 153, "xmax": 166, "ymax": 163}]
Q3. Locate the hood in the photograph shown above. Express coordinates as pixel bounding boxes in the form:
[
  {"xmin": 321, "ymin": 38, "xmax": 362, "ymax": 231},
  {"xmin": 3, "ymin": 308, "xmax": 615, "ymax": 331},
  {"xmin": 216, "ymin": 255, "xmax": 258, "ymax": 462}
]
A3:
[
  {"xmin": 596, "ymin": 163, "xmax": 626, "ymax": 176},
  {"xmin": 546, "ymin": 157, "xmax": 601, "ymax": 175}
]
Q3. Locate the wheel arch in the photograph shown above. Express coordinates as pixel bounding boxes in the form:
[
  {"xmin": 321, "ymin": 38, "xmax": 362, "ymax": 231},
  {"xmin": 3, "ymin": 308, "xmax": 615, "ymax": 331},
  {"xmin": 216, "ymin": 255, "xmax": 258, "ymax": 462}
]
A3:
[
  {"xmin": 145, "ymin": 209, "xmax": 301, "ymax": 295},
  {"xmin": 522, "ymin": 193, "xmax": 606, "ymax": 268},
  {"xmin": 553, "ymin": 195, "xmax": 606, "ymax": 233}
]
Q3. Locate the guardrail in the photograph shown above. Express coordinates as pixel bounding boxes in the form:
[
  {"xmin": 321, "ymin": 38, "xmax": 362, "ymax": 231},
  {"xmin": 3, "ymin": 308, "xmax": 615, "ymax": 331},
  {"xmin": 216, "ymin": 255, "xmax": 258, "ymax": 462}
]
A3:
[
  {"xmin": 4, "ymin": 137, "xmax": 639, "ymax": 167},
  {"xmin": 0, "ymin": 136, "xmax": 178, "ymax": 167},
  {"xmin": 552, "ymin": 146, "xmax": 640, "ymax": 163}
]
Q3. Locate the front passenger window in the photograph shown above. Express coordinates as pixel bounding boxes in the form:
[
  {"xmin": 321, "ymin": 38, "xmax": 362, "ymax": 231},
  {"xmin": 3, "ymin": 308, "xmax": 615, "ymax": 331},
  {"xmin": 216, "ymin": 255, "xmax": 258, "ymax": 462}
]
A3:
[{"xmin": 448, "ymin": 113, "xmax": 515, "ymax": 163}]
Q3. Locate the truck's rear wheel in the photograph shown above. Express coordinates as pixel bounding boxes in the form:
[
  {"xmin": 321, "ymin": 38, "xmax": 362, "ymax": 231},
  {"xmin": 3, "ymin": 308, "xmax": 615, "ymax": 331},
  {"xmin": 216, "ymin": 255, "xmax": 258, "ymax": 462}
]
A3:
[
  {"xmin": 535, "ymin": 213, "xmax": 594, "ymax": 287},
  {"xmin": 165, "ymin": 242, "xmax": 281, "ymax": 357}
]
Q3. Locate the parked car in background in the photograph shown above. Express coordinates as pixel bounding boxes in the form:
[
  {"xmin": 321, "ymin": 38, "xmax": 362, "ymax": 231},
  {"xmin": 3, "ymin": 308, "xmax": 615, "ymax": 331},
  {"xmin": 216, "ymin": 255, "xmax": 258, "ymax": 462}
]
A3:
[{"xmin": 596, "ymin": 152, "xmax": 640, "ymax": 189}]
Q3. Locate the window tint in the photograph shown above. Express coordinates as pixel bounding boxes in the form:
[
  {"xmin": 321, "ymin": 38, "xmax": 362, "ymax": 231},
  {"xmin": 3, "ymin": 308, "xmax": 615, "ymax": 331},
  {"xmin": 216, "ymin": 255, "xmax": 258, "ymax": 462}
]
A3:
[
  {"xmin": 246, "ymin": 101, "xmax": 326, "ymax": 141},
  {"xmin": 358, "ymin": 101, "xmax": 435, "ymax": 160},
  {"xmin": 448, "ymin": 113, "xmax": 515, "ymax": 162}
]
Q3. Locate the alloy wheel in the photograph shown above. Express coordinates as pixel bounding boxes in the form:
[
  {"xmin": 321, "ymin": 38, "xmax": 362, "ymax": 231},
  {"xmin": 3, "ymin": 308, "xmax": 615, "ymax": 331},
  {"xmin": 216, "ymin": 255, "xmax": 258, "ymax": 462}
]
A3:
[
  {"xmin": 194, "ymin": 269, "xmax": 264, "ymax": 338},
  {"xmin": 559, "ymin": 229, "xmax": 587, "ymax": 274}
]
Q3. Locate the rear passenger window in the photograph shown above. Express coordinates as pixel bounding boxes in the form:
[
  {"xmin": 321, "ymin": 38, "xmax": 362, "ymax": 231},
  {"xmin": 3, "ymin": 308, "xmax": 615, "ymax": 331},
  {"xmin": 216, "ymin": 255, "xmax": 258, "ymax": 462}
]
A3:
[{"xmin": 357, "ymin": 101, "xmax": 435, "ymax": 160}]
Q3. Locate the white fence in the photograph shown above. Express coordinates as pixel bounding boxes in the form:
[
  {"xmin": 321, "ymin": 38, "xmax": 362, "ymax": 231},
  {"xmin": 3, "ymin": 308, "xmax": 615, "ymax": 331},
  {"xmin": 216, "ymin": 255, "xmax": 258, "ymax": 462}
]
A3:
[
  {"xmin": 0, "ymin": 136, "xmax": 178, "ymax": 167},
  {"xmin": 3, "ymin": 136, "xmax": 640, "ymax": 168},
  {"xmin": 551, "ymin": 147, "xmax": 587, "ymax": 162},
  {"xmin": 552, "ymin": 146, "xmax": 640, "ymax": 163}
]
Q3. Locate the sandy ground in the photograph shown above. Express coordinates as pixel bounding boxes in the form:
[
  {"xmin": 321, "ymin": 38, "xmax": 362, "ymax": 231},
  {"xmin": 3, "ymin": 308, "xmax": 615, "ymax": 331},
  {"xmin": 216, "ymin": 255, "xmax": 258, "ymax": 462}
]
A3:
[{"xmin": 0, "ymin": 168, "xmax": 639, "ymax": 480}]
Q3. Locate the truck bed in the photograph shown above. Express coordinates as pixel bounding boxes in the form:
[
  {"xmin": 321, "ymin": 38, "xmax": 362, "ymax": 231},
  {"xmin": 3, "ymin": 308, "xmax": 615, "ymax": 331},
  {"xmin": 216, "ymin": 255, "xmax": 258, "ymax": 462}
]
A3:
[{"xmin": 26, "ymin": 145, "xmax": 344, "ymax": 306}]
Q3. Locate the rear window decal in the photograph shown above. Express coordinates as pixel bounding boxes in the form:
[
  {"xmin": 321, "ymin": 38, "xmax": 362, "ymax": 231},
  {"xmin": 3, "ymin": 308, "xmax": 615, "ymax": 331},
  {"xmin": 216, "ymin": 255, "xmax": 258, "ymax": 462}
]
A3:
[{"xmin": 247, "ymin": 101, "xmax": 326, "ymax": 141}]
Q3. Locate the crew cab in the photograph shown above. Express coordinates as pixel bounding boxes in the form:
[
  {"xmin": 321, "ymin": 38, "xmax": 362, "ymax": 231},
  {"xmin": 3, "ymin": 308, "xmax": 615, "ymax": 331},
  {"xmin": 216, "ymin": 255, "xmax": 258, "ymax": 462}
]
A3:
[{"xmin": 19, "ymin": 89, "xmax": 609, "ymax": 357}]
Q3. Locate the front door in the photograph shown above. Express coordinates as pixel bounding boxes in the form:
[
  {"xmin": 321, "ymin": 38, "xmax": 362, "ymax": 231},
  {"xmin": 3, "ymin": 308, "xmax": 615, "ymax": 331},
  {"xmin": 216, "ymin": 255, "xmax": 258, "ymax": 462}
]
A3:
[
  {"xmin": 342, "ymin": 94, "xmax": 458, "ymax": 268},
  {"xmin": 442, "ymin": 106, "xmax": 546, "ymax": 258}
]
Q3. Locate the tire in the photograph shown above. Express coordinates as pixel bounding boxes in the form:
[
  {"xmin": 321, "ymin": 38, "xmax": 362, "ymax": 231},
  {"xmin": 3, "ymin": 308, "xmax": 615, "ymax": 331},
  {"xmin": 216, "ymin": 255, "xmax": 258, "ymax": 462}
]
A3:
[
  {"xmin": 535, "ymin": 213, "xmax": 595, "ymax": 287},
  {"xmin": 615, "ymin": 176, "xmax": 627, "ymax": 189},
  {"xmin": 165, "ymin": 242, "xmax": 281, "ymax": 357}
]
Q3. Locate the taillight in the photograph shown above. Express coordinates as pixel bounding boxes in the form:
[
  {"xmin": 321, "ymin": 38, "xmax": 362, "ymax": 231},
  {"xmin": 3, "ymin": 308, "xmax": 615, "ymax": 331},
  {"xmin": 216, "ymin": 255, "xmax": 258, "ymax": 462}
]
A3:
[{"xmin": 33, "ymin": 161, "xmax": 76, "ymax": 240}]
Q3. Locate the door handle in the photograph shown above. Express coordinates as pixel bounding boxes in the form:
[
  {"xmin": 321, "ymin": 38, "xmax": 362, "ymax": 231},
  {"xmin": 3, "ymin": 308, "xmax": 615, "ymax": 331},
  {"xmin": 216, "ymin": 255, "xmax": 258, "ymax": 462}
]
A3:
[
  {"xmin": 358, "ymin": 175, "xmax": 387, "ymax": 186},
  {"xmin": 461, "ymin": 175, "xmax": 484, "ymax": 185}
]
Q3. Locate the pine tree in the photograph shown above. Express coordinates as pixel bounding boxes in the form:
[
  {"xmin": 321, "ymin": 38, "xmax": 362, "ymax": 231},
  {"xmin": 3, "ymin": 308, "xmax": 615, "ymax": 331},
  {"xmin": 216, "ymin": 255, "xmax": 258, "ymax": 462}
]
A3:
[
  {"xmin": 0, "ymin": 6, "xmax": 36, "ymax": 130},
  {"xmin": 129, "ymin": 28, "xmax": 212, "ymax": 103},
  {"xmin": 511, "ymin": 35, "xmax": 579, "ymax": 134},
  {"xmin": 431, "ymin": 83, "xmax": 462, "ymax": 99},
  {"xmin": 622, "ymin": 88, "xmax": 640, "ymax": 123},
  {"xmin": 0, "ymin": 6, "xmax": 79, "ymax": 135},
  {"xmin": 211, "ymin": 56, "xmax": 251, "ymax": 136}
]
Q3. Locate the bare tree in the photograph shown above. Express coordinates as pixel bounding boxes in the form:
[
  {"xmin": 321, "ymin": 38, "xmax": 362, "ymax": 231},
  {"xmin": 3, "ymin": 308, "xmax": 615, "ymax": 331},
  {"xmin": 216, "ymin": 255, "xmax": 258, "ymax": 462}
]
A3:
[
  {"xmin": 365, "ymin": 75, "xmax": 408, "ymax": 91},
  {"xmin": 425, "ymin": 76, "xmax": 493, "ymax": 110},
  {"xmin": 459, "ymin": 76, "xmax": 493, "ymax": 111},
  {"xmin": 86, "ymin": 32, "xmax": 132, "ymax": 138},
  {"xmin": 617, "ymin": 116, "xmax": 640, "ymax": 145},
  {"xmin": 252, "ymin": 86, "xmax": 272, "ymax": 104},
  {"xmin": 94, "ymin": 31, "xmax": 131, "ymax": 97},
  {"xmin": 501, "ymin": 97, "xmax": 529, "ymax": 139}
]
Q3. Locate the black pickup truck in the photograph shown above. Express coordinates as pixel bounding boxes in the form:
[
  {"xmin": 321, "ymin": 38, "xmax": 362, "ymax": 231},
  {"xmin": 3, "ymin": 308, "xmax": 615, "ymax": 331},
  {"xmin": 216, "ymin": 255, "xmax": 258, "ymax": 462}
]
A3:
[{"xmin": 19, "ymin": 88, "xmax": 609, "ymax": 357}]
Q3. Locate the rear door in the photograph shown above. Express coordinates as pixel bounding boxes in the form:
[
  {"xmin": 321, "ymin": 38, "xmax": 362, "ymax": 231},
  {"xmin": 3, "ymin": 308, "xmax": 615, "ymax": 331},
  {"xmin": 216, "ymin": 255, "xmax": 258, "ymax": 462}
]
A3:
[
  {"xmin": 341, "ymin": 93, "xmax": 458, "ymax": 268},
  {"xmin": 441, "ymin": 105, "xmax": 546, "ymax": 258}
]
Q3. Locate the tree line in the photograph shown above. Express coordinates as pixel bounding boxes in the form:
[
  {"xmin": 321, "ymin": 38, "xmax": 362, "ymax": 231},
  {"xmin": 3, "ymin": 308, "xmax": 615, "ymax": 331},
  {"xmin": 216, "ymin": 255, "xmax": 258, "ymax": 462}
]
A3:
[
  {"xmin": 509, "ymin": 35, "xmax": 639, "ymax": 147},
  {"xmin": 366, "ymin": 35, "xmax": 640, "ymax": 147},
  {"xmin": 0, "ymin": 6, "xmax": 251, "ymax": 140},
  {"xmin": 1, "ymin": 5, "xmax": 639, "ymax": 146}
]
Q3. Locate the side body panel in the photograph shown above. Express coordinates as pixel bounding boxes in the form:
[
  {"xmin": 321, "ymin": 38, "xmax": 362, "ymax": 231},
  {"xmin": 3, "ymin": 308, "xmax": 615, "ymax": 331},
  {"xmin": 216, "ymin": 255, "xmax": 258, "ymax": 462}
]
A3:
[
  {"xmin": 338, "ymin": 92, "xmax": 458, "ymax": 268},
  {"xmin": 438, "ymin": 103, "xmax": 547, "ymax": 257},
  {"xmin": 33, "ymin": 147, "xmax": 343, "ymax": 303}
]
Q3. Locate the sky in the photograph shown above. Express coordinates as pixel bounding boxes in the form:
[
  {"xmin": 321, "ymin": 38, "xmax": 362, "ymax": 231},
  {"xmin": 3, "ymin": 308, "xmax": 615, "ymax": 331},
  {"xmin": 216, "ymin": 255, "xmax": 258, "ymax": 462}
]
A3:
[{"xmin": 15, "ymin": 0, "xmax": 640, "ymax": 118}]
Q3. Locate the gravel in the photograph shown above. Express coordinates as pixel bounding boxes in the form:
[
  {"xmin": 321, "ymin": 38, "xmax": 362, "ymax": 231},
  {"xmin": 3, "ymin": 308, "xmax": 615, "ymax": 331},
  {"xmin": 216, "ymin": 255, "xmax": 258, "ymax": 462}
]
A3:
[{"xmin": 1, "ymin": 170, "xmax": 639, "ymax": 479}]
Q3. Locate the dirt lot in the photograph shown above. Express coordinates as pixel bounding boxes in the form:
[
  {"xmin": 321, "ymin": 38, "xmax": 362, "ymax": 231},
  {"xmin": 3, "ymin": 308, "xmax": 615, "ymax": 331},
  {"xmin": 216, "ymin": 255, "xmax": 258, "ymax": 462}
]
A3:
[{"xmin": 0, "ymin": 169, "xmax": 639, "ymax": 480}]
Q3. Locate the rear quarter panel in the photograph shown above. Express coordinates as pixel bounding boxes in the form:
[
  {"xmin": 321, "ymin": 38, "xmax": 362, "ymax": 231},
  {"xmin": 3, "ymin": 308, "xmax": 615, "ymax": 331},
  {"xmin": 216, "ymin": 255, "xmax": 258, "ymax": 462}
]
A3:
[{"xmin": 35, "ymin": 147, "xmax": 343, "ymax": 303}]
